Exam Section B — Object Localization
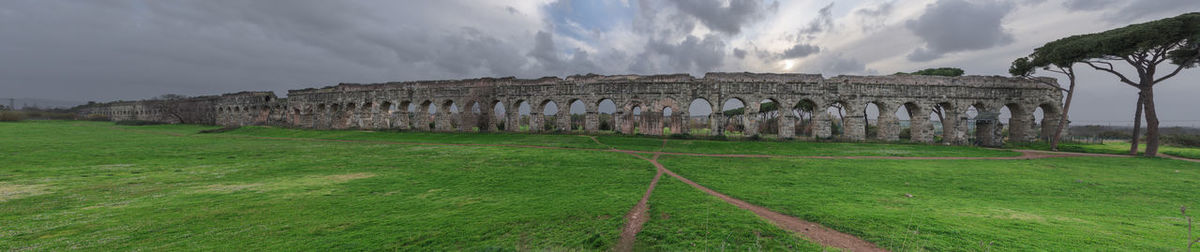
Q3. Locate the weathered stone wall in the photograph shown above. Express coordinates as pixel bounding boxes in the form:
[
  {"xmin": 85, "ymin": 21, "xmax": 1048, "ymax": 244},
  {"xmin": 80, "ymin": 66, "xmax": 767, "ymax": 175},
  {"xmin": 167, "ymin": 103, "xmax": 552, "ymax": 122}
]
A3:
[{"xmin": 73, "ymin": 72, "xmax": 1066, "ymax": 146}]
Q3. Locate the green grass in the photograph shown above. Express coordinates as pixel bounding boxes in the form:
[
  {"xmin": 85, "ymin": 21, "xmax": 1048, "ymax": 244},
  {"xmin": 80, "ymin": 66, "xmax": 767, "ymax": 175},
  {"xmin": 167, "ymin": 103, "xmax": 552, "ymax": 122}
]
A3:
[
  {"xmin": 635, "ymin": 177, "xmax": 825, "ymax": 251},
  {"xmin": 659, "ymin": 155, "xmax": 1200, "ymax": 250},
  {"xmin": 1015, "ymin": 141, "xmax": 1200, "ymax": 159},
  {"xmin": 224, "ymin": 126, "xmax": 607, "ymax": 149},
  {"xmin": 663, "ymin": 138, "xmax": 1019, "ymax": 157},
  {"xmin": 1, "ymin": 121, "xmax": 655, "ymax": 250},
  {"xmin": 221, "ymin": 125, "xmax": 1018, "ymax": 158},
  {"xmin": 4, "ymin": 120, "xmax": 1196, "ymax": 250}
]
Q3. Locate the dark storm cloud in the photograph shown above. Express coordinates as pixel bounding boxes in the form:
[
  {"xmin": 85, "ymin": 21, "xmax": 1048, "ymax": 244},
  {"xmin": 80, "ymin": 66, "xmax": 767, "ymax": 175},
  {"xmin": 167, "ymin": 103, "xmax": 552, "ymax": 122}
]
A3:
[
  {"xmin": 905, "ymin": 0, "xmax": 1015, "ymax": 62},
  {"xmin": 667, "ymin": 0, "xmax": 779, "ymax": 35},
  {"xmin": 780, "ymin": 44, "xmax": 821, "ymax": 59},
  {"xmin": 0, "ymin": 0, "xmax": 546, "ymax": 102},
  {"xmin": 528, "ymin": 30, "xmax": 601, "ymax": 76},
  {"xmin": 631, "ymin": 35, "xmax": 727, "ymax": 74}
]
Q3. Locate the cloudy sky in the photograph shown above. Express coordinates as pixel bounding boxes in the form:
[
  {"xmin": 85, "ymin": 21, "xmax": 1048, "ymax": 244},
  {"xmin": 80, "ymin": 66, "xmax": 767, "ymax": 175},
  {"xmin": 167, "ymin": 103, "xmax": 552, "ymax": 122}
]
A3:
[{"xmin": 1, "ymin": 0, "xmax": 1198, "ymax": 125}]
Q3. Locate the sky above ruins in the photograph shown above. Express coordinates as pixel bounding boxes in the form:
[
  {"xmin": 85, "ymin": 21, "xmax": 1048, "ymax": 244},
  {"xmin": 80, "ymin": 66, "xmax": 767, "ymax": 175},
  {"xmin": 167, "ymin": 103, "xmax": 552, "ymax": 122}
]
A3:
[{"xmin": 1, "ymin": 0, "xmax": 1199, "ymax": 125}]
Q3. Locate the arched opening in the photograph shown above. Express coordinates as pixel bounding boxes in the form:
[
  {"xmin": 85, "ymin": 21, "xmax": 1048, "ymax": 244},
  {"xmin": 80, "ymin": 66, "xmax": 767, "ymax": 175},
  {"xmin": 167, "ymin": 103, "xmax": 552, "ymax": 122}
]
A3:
[
  {"xmin": 826, "ymin": 101, "xmax": 847, "ymax": 138},
  {"xmin": 569, "ymin": 99, "xmax": 586, "ymax": 131},
  {"xmin": 653, "ymin": 98, "xmax": 681, "ymax": 136},
  {"xmin": 419, "ymin": 101, "xmax": 435, "ymax": 130},
  {"xmin": 662, "ymin": 107, "xmax": 674, "ymax": 135},
  {"xmin": 597, "ymin": 99, "xmax": 617, "ymax": 132},
  {"xmin": 345, "ymin": 103, "xmax": 359, "ymax": 128},
  {"xmin": 793, "ymin": 99, "xmax": 816, "ymax": 137},
  {"xmin": 467, "ymin": 101, "xmax": 483, "ymax": 132},
  {"xmin": 1000, "ymin": 104, "xmax": 1017, "ymax": 142},
  {"xmin": 757, "ymin": 98, "xmax": 781, "ymax": 136},
  {"xmin": 441, "ymin": 100, "xmax": 459, "ymax": 131},
  {"xmin": 688, "ymin": 98, "xmax": 714, "ymax": 135},
  {"xmin": 631, "ymin": 105, "xmax": 643, "ymax": 135},
  {"xmin": 930, "ymin": 102, "xmax": 954, "ymax": 143},
  {"xmin": 540, "ymin": 100, "xmax": 559, "ymax": 131},
  {"xmin": 896, "ymin": 102, "xmax": 915, "ymax": 141},
  {"xmin": 1036, "ymin": 104, "xmax": 1057, "ymax": 141},
  {"xmin": 721, "ymin": 98, "xmax": 746, "ymax": 136},
  {"xmin": 516, "ymin": 100, "xmax": 532, "ymax": 131},
  {"xmin": 491, "ymin": 100, "xmax": 507, "ymax": 131},
  {"xmin": 864, "ymin": 102, "xmax": 882, "ymax": 139}
]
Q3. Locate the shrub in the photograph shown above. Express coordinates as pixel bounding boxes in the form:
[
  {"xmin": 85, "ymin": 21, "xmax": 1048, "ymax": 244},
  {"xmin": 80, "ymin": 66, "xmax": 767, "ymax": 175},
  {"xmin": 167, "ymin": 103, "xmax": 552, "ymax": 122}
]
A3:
[
  {"xmin": 1164, "ymin": 134, "xmax": 1200, "ymax": 148},
  {"xmin": 0, "ymin": 111, "xmax": 25, "ymax": 122},
  {"xmin": 899, "ymin": 128, "xmax": 912, "ymax": 139},
  {"xmin": 86, "ymin": 114, "xmax": 111, "ymax": 121},
  {"xmin": 115, "ymin": 120, "xmax": 165, "ymax": 126},
  {"xmin": 1098, "ymin": 130, "xmax": 1132, "ymax": 140},
  {"xmin": 199, "ymin": 126, "xmax": 240, "ymax": 134},
  {"xmin": 668, "ymin": 133, "xmax": 692, "ymax": 139}
]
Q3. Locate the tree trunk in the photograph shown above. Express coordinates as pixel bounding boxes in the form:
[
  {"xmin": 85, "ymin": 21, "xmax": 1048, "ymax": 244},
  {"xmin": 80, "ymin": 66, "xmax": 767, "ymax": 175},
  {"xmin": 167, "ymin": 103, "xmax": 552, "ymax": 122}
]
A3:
[
  {"xmin": 1130, "ymin": 93, "xmax": 1143, "ymax": 155},
  {"xmin": 1050, "ymin": 76, "xmax": 1076, "ymax": 151},
  {"xmin": 1141, "ymin": 87, "xmax": 1160, "ymax": 157}
]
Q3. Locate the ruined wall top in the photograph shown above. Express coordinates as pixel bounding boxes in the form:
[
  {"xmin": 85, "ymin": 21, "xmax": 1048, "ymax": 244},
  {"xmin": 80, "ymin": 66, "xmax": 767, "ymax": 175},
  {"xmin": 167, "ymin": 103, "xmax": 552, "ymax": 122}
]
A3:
[{"xmin": 289, "ymin": 72, "xmax": 1058, "ymax": 95}]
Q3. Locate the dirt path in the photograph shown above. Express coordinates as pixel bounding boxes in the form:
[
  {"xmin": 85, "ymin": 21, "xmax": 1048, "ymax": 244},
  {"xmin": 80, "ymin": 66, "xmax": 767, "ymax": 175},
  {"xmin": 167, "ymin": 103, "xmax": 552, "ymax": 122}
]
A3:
[
  {"xmin": 1161, "ymin": 153, "xmax": 1200, "ymax": 163},
  {"xmin": 657, "ymin": 164, "xmax": 887, "ymax": 251},
  {"xmin": 613, "ymin": 153, "xmax": 663, "ymax": 252}
]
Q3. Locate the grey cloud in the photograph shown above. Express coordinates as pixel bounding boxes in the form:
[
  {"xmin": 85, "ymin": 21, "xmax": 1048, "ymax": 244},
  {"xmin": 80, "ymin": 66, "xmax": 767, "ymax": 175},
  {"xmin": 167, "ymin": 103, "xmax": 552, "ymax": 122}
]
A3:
[
  {"xmin": 1104, "ymin": 0, "xmax": 1200, "ymax": 22},
  {"xmin": 1062, "ymin": 0, "xmax": 1120, "ymax": 11},
  {"xmin": 780, "ymin": 44, "xmax": 821, "ymax": 59},
  {"xmin": 855, "ymin": 1, "xmax": 894, "ymax": 32},
  {"xmin": 798, "ymin": 2, "xmax": 835, "ymax": 39},
  {"xmin": 905, "ymin": 0, "xmax": 1015, "ymax": 62},
  {"xmin": 631, "ymin": 35, "xmax": 726, "ymax": 75},
  {"xmin": 527, "ymin": 30, "xmax": 602, "ymax": 76},
  {"xmin": 800, "ymin": 53, "xmax": 872, "ymax": 75},
  {"xmin": 0, "ymin": 0, "xmax": 550, "ymax": 102},
  {"xmin": 667, "ymin": 0, "xmax": 779, "ymax": 35},
  {"xmin": 733, "ymin": 48, "xmax": 748, "ymax": 59}
]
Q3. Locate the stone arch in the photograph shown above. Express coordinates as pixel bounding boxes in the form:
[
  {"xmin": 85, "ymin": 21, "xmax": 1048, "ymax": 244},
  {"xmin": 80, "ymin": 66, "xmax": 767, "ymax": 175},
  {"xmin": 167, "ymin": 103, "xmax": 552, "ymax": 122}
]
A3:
[
  {"xmin": 596, "ymin": 98, "xmax": 617, "ymax": 132},
  {"xmin": 792, "ymin": 99, "xmax": 817, "ymax": 138},
  {"xmin": 439, "ymin": 99, "xmax": 459, "ymax": 131},
  {"xmin": 511, "ymin": 99, "xmax": 532, "ymax": 132},
  {"xmin": 537, "ymin": 99, "xmax": 559, "ymax": 131},
  {"xmin": 567, "ymin": 98, "xmax": 587, "ymax": 131},
  {"xmin": 859, "ymin": 101, "xmax": 891, "ymax": 141},
  {"xmin": 415, "ymin": 100, "xmax": 434, "ymax": 131},
  {"xmin": 719, "ymin": 97, "xmax": 748, "ymax": 136},
  {"xmin": 897, "ymin": 102, "xmax": 930, "ymax": 143},
  {"xmin": 756, "ymin": 97, "xmax": 784, "ymax": 137},
  {"xmin": 928, "ymin": 101, "xmax": 957, "ymax": 144},
  {"xmin": 821, "ymin": 100, "xmax": 851, "ymax": 139},
  {"xmin": 1036, "ymin": 102, "xmax": 1062, "ymax": 141},
  {"xmin": 688, "ymin": 97, "xmax": 718, "ymax": 136},
  {"xmin": 621, "ymin": 99, "xmax": 647, "ymax": 135},
  {"xmin": 489, "ymin": 99, "xmax": 506, "ymax": 131},
  {"xmin": 651, "ymin": 97, "xmax": 683, "ymax": 136}
]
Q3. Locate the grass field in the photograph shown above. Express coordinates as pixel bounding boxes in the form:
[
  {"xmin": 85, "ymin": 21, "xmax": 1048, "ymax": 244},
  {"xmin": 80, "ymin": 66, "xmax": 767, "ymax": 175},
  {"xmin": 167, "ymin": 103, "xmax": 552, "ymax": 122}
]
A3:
[
  {"xmin": 3, "ymin": 121, "xmax": 1199, "ymax": 250},
  {"xmin": 1010, "ymin": 140, "xmax": 1200, "ymax": 159},
  {"xmin": 660, "ymin": 156, "xmax": 1200, "ymax": 250}
]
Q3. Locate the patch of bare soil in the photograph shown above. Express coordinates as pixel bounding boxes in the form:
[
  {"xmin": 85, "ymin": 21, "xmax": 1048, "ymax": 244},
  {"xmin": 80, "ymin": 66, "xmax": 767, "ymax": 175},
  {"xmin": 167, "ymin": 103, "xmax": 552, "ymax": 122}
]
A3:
[
  {"xmin": 658, "ymin": 166, "xmax": 887, "ymax": 252},
  {"xmin": 614, "ymin": 153, "xmax": 663, "ymax": 252},
  {"xmin": 0, "ymin": 183, "xmax": 50, "ymax": 202}
]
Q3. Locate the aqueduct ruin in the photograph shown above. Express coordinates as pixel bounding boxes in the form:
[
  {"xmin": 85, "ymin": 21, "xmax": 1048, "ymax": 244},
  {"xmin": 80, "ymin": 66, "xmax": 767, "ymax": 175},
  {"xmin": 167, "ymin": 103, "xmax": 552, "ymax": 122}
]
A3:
[{"xmin": 74, "ymin": 72, "xmax": 1066, "ymax": 146}]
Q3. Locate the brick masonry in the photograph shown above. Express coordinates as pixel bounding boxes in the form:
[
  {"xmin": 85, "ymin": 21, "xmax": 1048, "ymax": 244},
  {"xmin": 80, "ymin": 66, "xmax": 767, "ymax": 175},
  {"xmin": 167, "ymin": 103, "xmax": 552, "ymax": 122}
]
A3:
[{"xmin": 73, "ymin": 72, "xmax": 1066, "ymax": 147}]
